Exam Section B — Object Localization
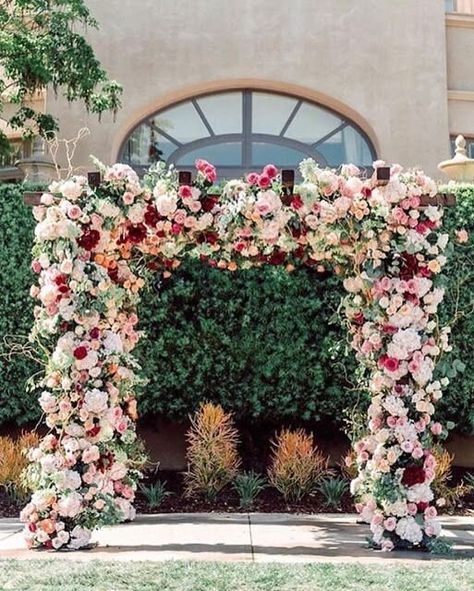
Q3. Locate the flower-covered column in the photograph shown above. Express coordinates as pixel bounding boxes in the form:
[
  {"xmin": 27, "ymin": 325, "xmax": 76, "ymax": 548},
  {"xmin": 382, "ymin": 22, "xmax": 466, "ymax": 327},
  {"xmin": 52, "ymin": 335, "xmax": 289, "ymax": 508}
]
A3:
[
  {"xmin": 21, "ymin": 167, "xmax": 147, "ymax": 549},
  {"xmin": 342, "ymin": 171, "xmax": 451, "ymax": 551}
]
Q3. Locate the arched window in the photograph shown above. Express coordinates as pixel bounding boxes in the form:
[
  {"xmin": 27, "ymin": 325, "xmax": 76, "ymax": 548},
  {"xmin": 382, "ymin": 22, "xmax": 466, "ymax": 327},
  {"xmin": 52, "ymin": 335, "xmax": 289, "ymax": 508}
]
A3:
[{"xmin": 120, "ymin": 90, "xmax": 376, "ymax": 177}]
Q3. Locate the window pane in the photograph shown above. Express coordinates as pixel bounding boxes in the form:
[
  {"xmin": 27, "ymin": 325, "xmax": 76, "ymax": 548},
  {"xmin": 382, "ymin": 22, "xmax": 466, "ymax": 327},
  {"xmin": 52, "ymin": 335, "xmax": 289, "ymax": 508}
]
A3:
[
  {"xmin": 252, "ymin": 92, "xmax": 297, "ymax": 135},
  {"xmin": 317, "ymin": 132, "xmax": 345, "ymax": 166},
  {"xmin": 251, "ymin": 142, "xmax": 309, "ymax": 167},
  {"xmin": 341, "ymin": 126, "xmax": 373, "ymax": 165},
  {"xmin": 153, "ymin": 102, "xmax": 209, "ymax": 143},
  {"xmin": 285, "ymin": 103, "xmax": 342, "ymax": 144},
  {"xmin": 122, "ymin": 124, "xmax": 175, "ymax": 165},
  {"xmin": 197, "ymin": 93, "xmax": 242, "ymax": 134},
  {"xmin": 176, "ymin": 142, "xmax": 242, "ymax": 166}
]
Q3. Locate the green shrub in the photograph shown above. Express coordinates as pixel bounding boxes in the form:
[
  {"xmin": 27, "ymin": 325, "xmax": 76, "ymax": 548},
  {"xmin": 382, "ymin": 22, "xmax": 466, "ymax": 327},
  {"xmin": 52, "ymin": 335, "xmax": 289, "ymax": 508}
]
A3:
[
  {"xmin": 317, "ymin": 477, "xmax": 349, "ymax": 510},
  {"xmin": 0, "ymin": 183, "xmax": 42, "ymax": 425},
  {"xmin": 233, "ymin": 471, "xmax": 267, "ymax": 509},
  {"xmin": 139, "ymin": 481, "xmax": 172, "ymax": 509},
  {"xmin": 136, "ymin": 263, "xmax": 360, "ymax": 425},
  {"xmin": 437, "ymin": 184, "xmax": 474, "ymax": 433}
]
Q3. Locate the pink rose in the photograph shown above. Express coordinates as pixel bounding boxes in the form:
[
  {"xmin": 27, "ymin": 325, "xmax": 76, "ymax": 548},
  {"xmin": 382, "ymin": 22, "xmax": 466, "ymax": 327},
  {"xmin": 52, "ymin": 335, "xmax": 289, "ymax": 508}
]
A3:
[
  {"xmin": 424, "ymin": 506, "xmax": 437, "ymax": 520},
  {"xmin": 123, "ymin": 192, "xmax": 134, "ymax": 205},
  {"xmin": 179, "ymin": 185, "xmax": 193, "ymax": 199},
  {"xmin": 430, "ymin": 422, "xmax": 443, "ymax": 436},
  {"xmin": 195, "ymin": 159, "xmax": 210, "ymax": 172},
  {"xmin": 257, "ymin": 174, "xmax": 271, "ymax": 189},
  {"xmin": 381, "ymin": 356, "xmax": 399, "ymax": 372},
  {"xmin": 68, "ymin": 205, "xmax": 82, "ymax": 220},
  {"xmin": 263, "ymin": 164, "xmax": 278, "ymax": 179},
  {"xmin": 384, "ymin": 517, "xmax": 397, "ymax": 531},
  {"xmin": 31, "ymin": 260, "xmax": 42, "ymax": 273},
  {"xmin": 246, "ymin": 172, "xmax": 259, "ymax": 186},
  {"xmin": 371, "ymin": 513, "xmax": 384, "ymax": 527}
]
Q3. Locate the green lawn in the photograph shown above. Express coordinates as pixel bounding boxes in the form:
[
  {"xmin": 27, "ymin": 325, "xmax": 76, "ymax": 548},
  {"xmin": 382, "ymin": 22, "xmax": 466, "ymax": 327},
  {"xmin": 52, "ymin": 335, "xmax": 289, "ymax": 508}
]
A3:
[{"xmin": 0, "ymin": 560, "xmax": 473, "ymax": 591}]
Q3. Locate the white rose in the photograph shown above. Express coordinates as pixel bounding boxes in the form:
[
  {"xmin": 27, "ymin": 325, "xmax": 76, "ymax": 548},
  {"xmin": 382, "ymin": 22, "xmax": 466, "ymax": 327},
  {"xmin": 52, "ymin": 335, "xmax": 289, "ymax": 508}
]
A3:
[
  {"xmin": 57, "ymin": 491, "xmax": 83, "ymax": 518},
  {"xmin": 84, "ymin": 389, "xmax": 109, "ymax": 414},
  {"xmin": 155, "ymin": 193, "xmax": 178, "ymax": 217}
]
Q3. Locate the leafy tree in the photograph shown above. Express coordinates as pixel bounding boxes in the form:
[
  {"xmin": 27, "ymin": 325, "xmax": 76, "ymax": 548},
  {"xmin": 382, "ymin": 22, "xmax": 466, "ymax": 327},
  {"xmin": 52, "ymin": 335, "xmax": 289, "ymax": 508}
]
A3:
[{"xmin": 0, "ymin": 0, "xmax": 122, "ymax": 156}]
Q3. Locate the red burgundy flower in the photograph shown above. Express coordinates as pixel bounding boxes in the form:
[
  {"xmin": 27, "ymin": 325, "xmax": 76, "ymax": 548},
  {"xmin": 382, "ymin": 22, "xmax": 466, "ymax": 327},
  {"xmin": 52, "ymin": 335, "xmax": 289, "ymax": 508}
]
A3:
[
  {"xmin": 73, "ymin": 346, "xmax": 88, "ymax": 360},
  {"xmin": 291, "ymin": 195, "xmax": 304, "ymax": 210},
  {"xmin": 268, "ymin": 250, "xmax": 286, "ymax": 265},
  {"xmin": 127, "ymin": 223, "xmax": 147, "ymax": 243},
  {"xmin": 77, "ymin": 227, "xmax": 101, "ymax": 251},
  {"xmin": 401, "ymin": 465, "xmax": 426, "ymax": 487},
  {"xmin": 144, "ymin": 205, "xmax": 160, "ymax": 227},
  {"xmin": 201, "ymin": 196, "xmax": 218, "ymax": 212},
  {"xmin": 90, "ymin": 327, "xmax": 100, "ymax": 339}
]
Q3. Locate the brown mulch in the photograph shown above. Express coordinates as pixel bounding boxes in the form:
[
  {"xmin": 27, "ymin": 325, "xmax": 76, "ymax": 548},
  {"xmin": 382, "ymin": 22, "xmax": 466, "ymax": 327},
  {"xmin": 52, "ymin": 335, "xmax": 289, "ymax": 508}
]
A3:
[{"xmin": 2, "ymin": 469, "xmax": 473, "ymax": 518}]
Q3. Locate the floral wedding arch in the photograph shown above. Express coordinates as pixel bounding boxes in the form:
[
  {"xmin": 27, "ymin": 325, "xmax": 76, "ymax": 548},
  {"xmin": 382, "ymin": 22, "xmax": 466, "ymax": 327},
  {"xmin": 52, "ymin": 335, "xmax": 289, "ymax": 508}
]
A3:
[{"xmin": 21, "ymin": 157, "xmax": 454, "ymax": 552}]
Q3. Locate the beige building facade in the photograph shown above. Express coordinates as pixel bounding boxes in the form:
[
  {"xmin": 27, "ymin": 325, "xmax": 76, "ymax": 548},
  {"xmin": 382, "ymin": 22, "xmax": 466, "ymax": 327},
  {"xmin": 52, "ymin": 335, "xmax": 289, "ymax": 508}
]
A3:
[{"xmin": 5, "ymin": 0, "xmax": 474, "ymax": 180}]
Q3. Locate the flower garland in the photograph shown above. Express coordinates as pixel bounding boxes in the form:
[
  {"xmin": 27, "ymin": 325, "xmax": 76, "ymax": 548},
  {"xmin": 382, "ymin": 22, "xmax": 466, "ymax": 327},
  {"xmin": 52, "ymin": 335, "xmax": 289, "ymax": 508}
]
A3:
[{"xmin": 21, "ymin": 157, "xmax": 452, "ymax": 551}]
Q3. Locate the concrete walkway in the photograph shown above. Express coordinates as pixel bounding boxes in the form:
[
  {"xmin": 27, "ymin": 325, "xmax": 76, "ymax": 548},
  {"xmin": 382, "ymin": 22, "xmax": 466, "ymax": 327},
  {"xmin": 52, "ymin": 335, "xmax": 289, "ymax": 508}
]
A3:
[{"xmin": 0, "ymin": 513, "xmax": 473, "ymax": 564}]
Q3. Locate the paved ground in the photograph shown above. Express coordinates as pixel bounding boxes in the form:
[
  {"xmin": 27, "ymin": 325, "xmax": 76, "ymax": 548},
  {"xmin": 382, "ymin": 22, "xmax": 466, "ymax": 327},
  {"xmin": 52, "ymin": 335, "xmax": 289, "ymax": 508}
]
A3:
[{"xmin": 0, "ymin": 513, "xmax": 473, "ymax": 563}]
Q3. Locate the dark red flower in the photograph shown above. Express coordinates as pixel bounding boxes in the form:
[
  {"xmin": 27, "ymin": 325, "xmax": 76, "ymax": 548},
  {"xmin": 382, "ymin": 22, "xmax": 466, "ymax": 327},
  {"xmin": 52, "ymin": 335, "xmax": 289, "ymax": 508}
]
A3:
[
  {"xmin": 171, "ymin": 223, "xmax": 182, "ymax": 235},
  {"xmin": 144, "ymin": 205, "xmax": 160, "ymax": 227},
  {"xmin": 90, "ymin": 327, "xmax": 100, "ymax": 339},
  {"xmin": 87, "ymin": 425, "xmax": 101, "ymax": 438},
  {"xmin": 382, "ymin": 324, "xmax": 398, "ymax": 335},
  {"xmin": 353, "ymin": 311, "xmax": 365, "ymax": 325},
  {"xmin": 268, "ymin": 250, "xmax": 286, "ymax": 265},
  {"xmin": 54, "ymin": 275, "xmax": 66, "ymax": 286},
  {"xmin": 399, "ymin": 253, "xmax": 418, "ymax": 280},
  {"xmin": 127, "ymin": 223, "xmax": 147, "ymax": 243},
  {"xmin": 293, "ymin": 246, "xmax": 305, "ymax": 259},
  {"xmin": 202, "ymin": 196, "xmax": 218, "ymax": 212},
  {"xmin": 73, "ymin": 346, "xmax": 88, "ymax": 360},
  {"xmin": 77, "ymin": 227, "xmax": 101, "ymax": 251},
  {"xmin": 417, "ymin": 501, "xmax": 429, "ymax": 512},
  {"xmin": 203, "ymin": 231, "xmax": 219, "ymax": 245},
  {"xmin": 361, "ymin": 186, "xmax": 372, "ymax": 198},
  {"xmin": 402, "ymin": 465, "xmax": 426, "ymax": 487}
]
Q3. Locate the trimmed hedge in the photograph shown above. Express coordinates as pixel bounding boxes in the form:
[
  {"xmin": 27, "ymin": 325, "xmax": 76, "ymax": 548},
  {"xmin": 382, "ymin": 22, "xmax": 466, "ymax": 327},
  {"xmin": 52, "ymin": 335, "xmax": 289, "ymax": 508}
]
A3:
[
  {"xmin": 0, "ymin": 183, "xmax": 41, "ymax": 425},
  {"xmin": 0, "ymin": 182, "xmax": 472, "ymax": 432}
]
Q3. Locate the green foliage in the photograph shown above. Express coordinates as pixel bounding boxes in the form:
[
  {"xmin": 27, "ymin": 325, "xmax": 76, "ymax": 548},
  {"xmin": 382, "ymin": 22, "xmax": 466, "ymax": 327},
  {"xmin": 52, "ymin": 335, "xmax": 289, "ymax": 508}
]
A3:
[
  {"xmin": 0, "ymin": 183, "xmax": 42, "ymax": 425},
  {"xmin": 137, "ymin": 264, "xmax": 360, "ymax": 425},
  {"xmin": 317, "ymin": 477, "xmax": 349, "ymax": 510},
  {"xmin": 0, "ymin": 0, "xmax": 122, "ymax": 154},
  {"xmin": 232, "ymin": 471, "xmax": 267, "ymax": 509},
  {"xmin": 437, "ymin": 184, "xmax": 474, "ymax": 433},
  {"xmin": 0, "ymin": 182, "xmax": 473, "ymax": 434},
  {"xmin": 139, "ymin": 481, "xmax": 172, "ymax": 509}
]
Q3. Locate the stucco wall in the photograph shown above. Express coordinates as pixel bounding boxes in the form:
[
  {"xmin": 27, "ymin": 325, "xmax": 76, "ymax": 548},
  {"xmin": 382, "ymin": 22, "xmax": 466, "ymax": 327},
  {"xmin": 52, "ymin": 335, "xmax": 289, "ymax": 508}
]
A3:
[{"xmin": 46, "ymin": 0, "xmax": 450, "ymax": 177}]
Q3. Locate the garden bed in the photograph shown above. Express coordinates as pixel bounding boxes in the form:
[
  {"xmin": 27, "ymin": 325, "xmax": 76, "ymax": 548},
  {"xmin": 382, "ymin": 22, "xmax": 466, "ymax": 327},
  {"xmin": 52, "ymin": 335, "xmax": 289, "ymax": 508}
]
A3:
[{"xmin": 3, "ymin": 469, "xmax": 472, "ymax": 520}]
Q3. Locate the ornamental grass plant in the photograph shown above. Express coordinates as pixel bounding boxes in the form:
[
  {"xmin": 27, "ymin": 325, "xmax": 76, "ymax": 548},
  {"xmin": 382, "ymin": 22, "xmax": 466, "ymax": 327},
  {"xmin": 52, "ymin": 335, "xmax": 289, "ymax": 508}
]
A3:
[
  {"xmin": 432, "ymin": 448, "xmax": 469, "ymax": 509},
  {"xmin": 184, "ymin": 402, "xmax": 241, "ymax": 501},
  {"xmin": 267, "ymin": 428, "xmax": 329, "ymax": 502},
  {"xmin": 0, "ymin": 431, "xmax": 40, "ymax": 502}
]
